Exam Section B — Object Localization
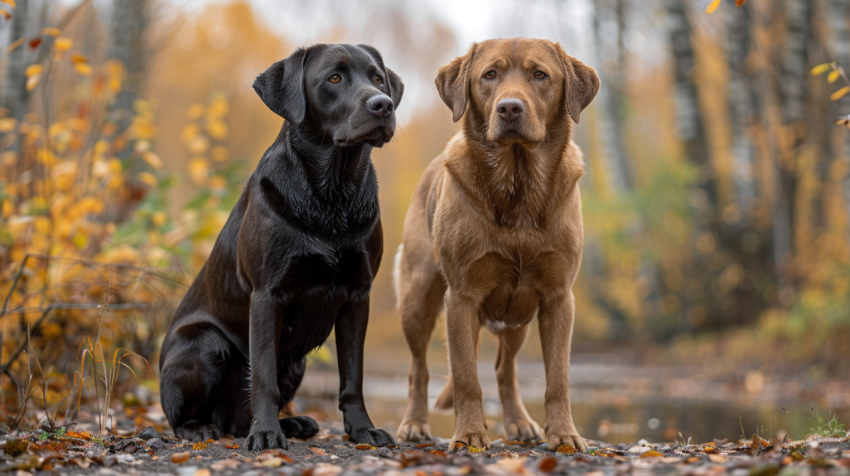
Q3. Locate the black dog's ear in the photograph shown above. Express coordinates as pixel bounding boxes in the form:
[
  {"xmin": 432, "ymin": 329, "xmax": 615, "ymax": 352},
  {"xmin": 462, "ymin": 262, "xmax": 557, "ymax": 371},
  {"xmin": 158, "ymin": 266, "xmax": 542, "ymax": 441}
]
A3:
[
  {"xmin": 253, "ymin": 48, "xmax": 308, "ymax": 123},
  {"xmin": 555, "ymin": 42, "xmax": 599, "ymax": 124},
  {"xmin": 435, "ymin": 43, "xmax": 477, "ymax": 123},
  {"xmin": 386, "ymin": 67, "xmax": 404, "ymax": 109},
  {"xmin": 357, "ymin": 44, "xmax": 404, "ymax": 109}
]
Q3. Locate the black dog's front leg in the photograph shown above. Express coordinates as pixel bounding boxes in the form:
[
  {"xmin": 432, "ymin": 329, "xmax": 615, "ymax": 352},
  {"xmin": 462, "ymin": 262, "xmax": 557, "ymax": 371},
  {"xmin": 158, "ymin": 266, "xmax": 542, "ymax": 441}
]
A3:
[
  {"xmin": 246, "ymin": 290, "xmax": 288, "ymax": 450},
  {"xmin": 335, "ymin": 298, "xmax": 395, "ymax": 446}
]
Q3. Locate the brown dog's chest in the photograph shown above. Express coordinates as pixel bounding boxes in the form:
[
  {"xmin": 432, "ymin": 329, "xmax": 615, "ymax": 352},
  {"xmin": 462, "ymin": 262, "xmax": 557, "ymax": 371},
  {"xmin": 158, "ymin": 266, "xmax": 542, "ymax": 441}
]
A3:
[{"xmin": 457, "ymin": 247, "xmax": 573, "ymax": 327}]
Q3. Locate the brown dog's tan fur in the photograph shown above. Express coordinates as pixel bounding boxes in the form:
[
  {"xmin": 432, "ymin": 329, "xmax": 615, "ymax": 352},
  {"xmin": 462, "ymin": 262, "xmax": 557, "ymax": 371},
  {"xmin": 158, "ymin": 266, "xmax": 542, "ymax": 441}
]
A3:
[{"xmin": 395, "ymin": 38, "xmax": 599, "ymax": 451}]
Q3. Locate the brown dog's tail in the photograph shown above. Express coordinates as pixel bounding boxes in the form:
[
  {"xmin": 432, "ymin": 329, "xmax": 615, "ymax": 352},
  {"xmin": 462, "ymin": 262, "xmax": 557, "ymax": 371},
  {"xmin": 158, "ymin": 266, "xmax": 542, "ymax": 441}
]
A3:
[{"xmin": 434, "ymin": 376, "xmax": 453, "ymax": 410}]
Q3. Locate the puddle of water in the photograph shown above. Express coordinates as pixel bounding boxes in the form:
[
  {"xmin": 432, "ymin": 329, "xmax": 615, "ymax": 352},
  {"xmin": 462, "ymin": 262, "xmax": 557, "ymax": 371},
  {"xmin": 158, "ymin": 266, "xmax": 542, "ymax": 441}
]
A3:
[{"xmin": 294, "ymin": 361, "xmax": 850, "ymax": 445}]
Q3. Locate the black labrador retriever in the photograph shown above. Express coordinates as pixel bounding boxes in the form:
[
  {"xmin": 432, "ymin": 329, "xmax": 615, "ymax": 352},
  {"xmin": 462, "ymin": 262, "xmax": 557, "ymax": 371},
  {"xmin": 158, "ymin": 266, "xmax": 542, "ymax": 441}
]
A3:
[{"xmin": 159, "ymin": 43, "xmax": 402, "ymax": 451}]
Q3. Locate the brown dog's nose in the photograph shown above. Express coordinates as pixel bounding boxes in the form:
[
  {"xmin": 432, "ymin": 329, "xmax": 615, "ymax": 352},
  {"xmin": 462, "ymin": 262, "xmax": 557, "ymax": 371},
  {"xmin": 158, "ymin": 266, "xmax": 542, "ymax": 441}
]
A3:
[
  {"xmin": 367, "ymin": 94, "xmax": 394, "ymax": 118},
  {"xmin": 497, "ymin": 98, "xmax": 524, "ymax": 122}
]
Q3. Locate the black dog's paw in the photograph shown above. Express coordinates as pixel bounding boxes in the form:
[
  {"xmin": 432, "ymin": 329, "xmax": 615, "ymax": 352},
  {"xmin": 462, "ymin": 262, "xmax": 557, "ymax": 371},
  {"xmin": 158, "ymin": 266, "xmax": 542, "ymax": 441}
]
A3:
[
  {"xmin": 349, "ymin": 427, "xmax": 396, "ymax": 447},
  {"xmin": 280, "ymin": 416, "xmax": 320, "ymax": 440},
  {"xmin": 176, "ymin": 423, "xmax": 222, "ymax": 442},
  {"xmin": 247, "ymin": 428, "xmax": 288, "ymax": 451}
]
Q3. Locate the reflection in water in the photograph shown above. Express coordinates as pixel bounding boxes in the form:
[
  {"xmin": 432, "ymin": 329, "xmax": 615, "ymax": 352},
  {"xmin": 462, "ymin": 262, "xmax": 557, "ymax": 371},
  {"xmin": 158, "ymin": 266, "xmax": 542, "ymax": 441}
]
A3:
[{"xmin": 294, "ymin": 361, "xmax": 850, "ymax": 445}]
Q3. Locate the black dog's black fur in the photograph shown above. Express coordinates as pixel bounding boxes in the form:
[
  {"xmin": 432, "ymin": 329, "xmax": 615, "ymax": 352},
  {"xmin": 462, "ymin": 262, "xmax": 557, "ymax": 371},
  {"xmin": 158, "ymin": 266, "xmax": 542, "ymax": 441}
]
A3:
[{"xmin": 159, "ymin": 44, "xmax": 403, "ymax": 451}]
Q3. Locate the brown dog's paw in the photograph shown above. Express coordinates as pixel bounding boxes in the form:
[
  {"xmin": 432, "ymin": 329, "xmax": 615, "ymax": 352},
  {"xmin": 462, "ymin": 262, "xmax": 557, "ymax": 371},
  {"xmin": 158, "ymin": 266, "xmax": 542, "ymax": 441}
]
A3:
[
  {"xmin": 246, "ymin": 429, "xmax": 288, "ymax": 451},
  {"xmin": 547, "ymin": 433, "xmax": 588, "ymax": 453},
  {"xmin": 396, "ymin": 421, "xmax": 432, "ymax": 442},
  {"xmin": 505, "ymin": 418, "xmax": 545, "ymax": 443},
  {"xmin": 450, "ymin": 429, "xmax": 491, "ymax": 452}
]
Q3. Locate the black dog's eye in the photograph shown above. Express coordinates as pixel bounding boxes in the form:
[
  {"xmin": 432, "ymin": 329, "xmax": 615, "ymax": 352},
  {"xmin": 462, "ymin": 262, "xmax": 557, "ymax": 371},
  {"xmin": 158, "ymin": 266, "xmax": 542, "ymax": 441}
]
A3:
[
  {"xmin": 534, "ymin": 70, "xmax": 547, "ymax": 79},
  {"xmin": 375, "ymin": 75, "xmax": 383, "ymax": 84},
  {"xmin": 329, "ymin": 74, "xmax": 341, "ymax": 83},
  {"xmin": 485, "ymin": 70, "xmax": 497, "ymax": 79}
]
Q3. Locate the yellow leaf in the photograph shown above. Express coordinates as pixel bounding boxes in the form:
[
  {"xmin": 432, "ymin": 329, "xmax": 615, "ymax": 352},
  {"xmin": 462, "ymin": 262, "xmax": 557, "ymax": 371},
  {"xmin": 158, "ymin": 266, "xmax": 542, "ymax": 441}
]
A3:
[
  {"xmin": 1, "ymin": 198, "xmax": 13, "ymax": 219},
  {"xmin": 188, "ymin": 157, "xmax": 209, "ymax": 186},
  {"xmin": 24, "ymin": 64, "xmax": 42, "ymax": 77},
  {"xmin": 812, "ymin": 63, "xmax": 834, "ymax": 76},
  {"xmin": 25, "ymin": 74, "xmax": 40, "ymax": 92},
  {"xmin": 73, "ymin": 62, "xmax": 92, "ymax": 76},
  {"xmin": 0, "ymin": 0, "xmax": 15, "ymax": 7},
  {"xmin": 831, "ymin": 86, "xmax": 850, "ymax": 101},
  {"xmin": 137, "ymin": 171, "xmax": 158, "ymax": 189},
  {"xmin": 705, "ymin": 0, "xmax": 722, "ymax": 14},
  {"xmin": 53, "ymin": 37, "xmax": 72, "ymax": 52},
  {"xmin": 71, "ymin": 52, "xmax": 87, "ymax": 64},
  {"xmin": 40, "ymin": 27, "xmax": 59, "ymax": 36},
  {"xmin": 556, "ymin": 444, "xmax": 576, "ymax": 454},
  {"xmin": 0, "ymin": 117, "xmax": 18, "ymax": 132},
  {"xmin": 142, "ymin": 151, "xmax": 162, "ymax": 169},
  {"xmin": 828, "ymin": 70, "xmax": 842, "ymax": 84}
]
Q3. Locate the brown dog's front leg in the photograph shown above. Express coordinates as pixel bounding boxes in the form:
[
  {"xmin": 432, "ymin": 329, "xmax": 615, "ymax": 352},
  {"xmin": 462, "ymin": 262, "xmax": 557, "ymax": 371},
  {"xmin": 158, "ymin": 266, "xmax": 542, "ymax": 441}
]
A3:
[
  {"xmin": 336, "ymin": 298, "xmax": 395, "ymax": 447},
  {"xmin": 246, "ymin": 290, "xmax": 287, "ymax": 451},
  {"xmin": 538, "ymin": 291, "xmax": 587, "ymax": 452},
  {"xmin": 446, "ymin": 290, "xmax": 490, "ymax": 450}
]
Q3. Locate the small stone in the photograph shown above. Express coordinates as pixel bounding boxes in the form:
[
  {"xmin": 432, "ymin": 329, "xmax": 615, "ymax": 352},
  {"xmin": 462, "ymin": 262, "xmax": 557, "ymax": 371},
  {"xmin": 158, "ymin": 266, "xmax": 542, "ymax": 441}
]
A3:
[
  {"xmin": 136, "ymin": 426, "xmax": 164, "ymax": 441},
  {"xmin": 145, "ymin": 438, "xmax": 164, "ymax": 448}
]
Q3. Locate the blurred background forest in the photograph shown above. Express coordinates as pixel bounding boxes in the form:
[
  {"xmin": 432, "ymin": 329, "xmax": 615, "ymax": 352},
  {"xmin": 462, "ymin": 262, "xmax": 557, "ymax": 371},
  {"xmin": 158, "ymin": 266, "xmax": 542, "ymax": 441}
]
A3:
[{"xmin": 1, "ymin": 0, "xmax": 850, "ymax": 444}]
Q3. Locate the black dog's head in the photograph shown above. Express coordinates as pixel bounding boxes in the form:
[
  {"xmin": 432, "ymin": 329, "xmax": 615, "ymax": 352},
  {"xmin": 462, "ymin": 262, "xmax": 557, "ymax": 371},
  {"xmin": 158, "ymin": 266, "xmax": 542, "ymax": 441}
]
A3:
[{"xmin": 253, "ymin": 44, "xmax": 404, "ymax": 148}]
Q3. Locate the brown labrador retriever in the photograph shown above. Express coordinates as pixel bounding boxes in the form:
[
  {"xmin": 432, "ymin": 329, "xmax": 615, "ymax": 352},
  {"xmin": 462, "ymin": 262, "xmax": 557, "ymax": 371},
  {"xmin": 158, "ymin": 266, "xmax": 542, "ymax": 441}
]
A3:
[{"xmin": 394, "ymin": 38, "xmax": 599, "ymax": 451}]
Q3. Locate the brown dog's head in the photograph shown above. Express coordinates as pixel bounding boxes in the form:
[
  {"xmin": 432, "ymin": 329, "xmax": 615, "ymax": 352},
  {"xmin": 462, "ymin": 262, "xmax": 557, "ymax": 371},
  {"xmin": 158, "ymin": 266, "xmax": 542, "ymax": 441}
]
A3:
[{"xmin": 435, "ymin": 38, "xmax": 599, "ymax": 144}]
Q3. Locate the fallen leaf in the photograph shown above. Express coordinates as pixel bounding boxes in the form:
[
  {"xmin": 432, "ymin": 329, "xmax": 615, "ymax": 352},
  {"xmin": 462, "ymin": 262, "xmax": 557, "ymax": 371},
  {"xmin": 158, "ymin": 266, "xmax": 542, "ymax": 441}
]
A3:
[
  {"xmin": 556, "ymin": 444, "xmax": 577, "ymax": 454},
  {"xmin": 257, "ymin": 449, "xmax": 293, "ymax": 463},
  {"xmin": 705, "ymin": 0, "xmax": 722, "ymax": 14},
  {"xmin": 310, "ymin": 447, "xmax": 329, "ymax": 455},
  {"xmin": 640, "ymin": 450, "xmax": 664, "ymax": 458},
  {"xmin": 5, "ymin": 438, "xmax": 29, "ymax": 456},
  {"xmin": 171, "ymin": 452, "xmax": 190, "ymax": 464},
  {"xmin": 192, "ymin": 442, "xmax": 207, "ymax": 450},
  {"xmin": 415, "ymin": 443, "xmax": 434, "ymax": 448},
  {"xmin": 539, "ymin": 457, "xmax": 557, "ymax": 472},
  {"xmin": 260, "ymin": 457, "xmax": 286, "ymax": 467},
  {"xmin": 193, "ymin": 470, "xmax": 211, "ymax": 476},
  {"xmin": 430, "ymin": 449, "xmax": 447, "ymax": 456},
  {"xmin": 65, "ymin": 431, "xmax": 91, "ymax": 440},
  {"xmin": 69, "ymin": 458, "xmax": 92, "ymax": 468},
  {"xmin": 210, "ymin": 459, "xmax": 241, "ymax": 470},
  {"xmin": 709, "ymin": 454, "xmax": 729, "ymax": 463},
  {"xmin": 354, "ymin": 444, "xmax": 377, "ymax": 450}
]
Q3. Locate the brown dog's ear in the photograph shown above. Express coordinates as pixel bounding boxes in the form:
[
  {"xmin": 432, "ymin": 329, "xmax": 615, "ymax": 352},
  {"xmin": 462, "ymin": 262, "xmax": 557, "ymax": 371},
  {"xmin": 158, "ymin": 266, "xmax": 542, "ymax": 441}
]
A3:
[
  {"xmin": 253, "ymin": 47, "xmax": 308, "ymax": 123},
  {"xmin": 435, "ymin": 44, "xmax": 477, "ymax": 123},
  {"xmin": 556, "ymin": 44, "xmax": 600, "ymax": 124}
]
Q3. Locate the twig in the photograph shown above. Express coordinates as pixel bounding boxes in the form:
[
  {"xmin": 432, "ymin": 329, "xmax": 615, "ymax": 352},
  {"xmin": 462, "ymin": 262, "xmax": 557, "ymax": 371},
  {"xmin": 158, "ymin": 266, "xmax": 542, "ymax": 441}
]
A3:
[{"xmin": 0, "ymin": 302, "xmax": 149, "ymax": 376}]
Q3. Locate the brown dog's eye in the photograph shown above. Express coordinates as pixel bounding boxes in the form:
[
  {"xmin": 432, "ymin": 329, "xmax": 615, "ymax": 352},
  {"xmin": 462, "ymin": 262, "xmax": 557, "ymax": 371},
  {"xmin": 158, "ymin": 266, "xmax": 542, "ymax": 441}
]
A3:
[
  {"xmin": 485, "ymin": 70, "xmax": 497, "ymax": 79},
  {"xmin": 375, "ymin": 75, "xmax": 383, "ymax": 84},
  {"xmin": 534, "ymin": 71, "xmax": 547, "ymax": 79},
  {"xmin": 329, "ymin": 74, "xmax": 341, "ymax": 83}
]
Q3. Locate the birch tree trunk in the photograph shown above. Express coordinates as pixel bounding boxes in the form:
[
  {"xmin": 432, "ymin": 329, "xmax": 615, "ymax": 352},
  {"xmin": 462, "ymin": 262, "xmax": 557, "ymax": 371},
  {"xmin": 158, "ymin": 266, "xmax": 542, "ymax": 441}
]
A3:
[
  {"xmin": 2, "ymin": 0, "xmax": 30, "ymax": 123},
  {"xmin": 109, "ymin": 0, "xmax": 149, "ymax": 116}
]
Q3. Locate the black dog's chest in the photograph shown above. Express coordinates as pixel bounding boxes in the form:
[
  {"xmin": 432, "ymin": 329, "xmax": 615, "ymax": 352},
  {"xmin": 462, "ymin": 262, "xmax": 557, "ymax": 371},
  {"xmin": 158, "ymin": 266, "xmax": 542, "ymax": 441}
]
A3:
[{"xmin": 276, "ymin": 250, "xmax": 373, "ymax": 357}]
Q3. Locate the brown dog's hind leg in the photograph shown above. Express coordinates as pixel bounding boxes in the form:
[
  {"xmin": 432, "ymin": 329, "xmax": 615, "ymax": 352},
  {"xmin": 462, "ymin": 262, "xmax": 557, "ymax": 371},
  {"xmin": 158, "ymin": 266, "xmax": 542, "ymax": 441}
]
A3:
[
  {"xmin": 538, "ymin": 291, "xmax": 587, "ymax": 452},
  {"xmin": 496, "ymin": 326, "xmax": 545, "ymax": 443},
  {"xmin": 396, "ymin": 244, "xmax": 446, "ymax": 442}
]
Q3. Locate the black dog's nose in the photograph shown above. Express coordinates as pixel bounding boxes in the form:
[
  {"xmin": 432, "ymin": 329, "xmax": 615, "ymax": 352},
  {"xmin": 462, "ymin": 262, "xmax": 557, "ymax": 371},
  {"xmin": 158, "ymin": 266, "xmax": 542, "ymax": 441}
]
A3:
[
  {"xmin": 367, "ymin": 95, "xmax": 394, "ymax": 118},
  {"xmin": 497, "ymin": 98, "xmax": 524, "ymax": 122}
]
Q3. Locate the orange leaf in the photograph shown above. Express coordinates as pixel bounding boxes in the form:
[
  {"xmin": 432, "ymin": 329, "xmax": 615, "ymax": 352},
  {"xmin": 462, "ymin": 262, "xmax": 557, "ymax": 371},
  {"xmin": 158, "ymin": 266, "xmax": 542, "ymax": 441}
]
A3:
[
  {"xmin": 354, "ymin": 444, "xmax": 377, "ymax": 450},
  {"xmin": 0, "ymin": 0, "xmax": 15, "ymax": 6},
  {"xmin": 71, "ymin": 52, "xmax": 87, "ymax": 64},
  {"xmin": 556, "ymin": 444, "xmax": 577, "ymax": 454},
  {"xmin": 735, "ymin": 0, "xmax": 746, "ymax": 6},
  {"xmin": 705, "ymin": 0, "xmax": 722, "ymax": 14},
  {"xmin": 1, "ymin": 10, "xmax": 11, "ymax": 20},
  {"xmin": 639, "ymin": 450, "xmax": 664, "ymax": 458},
  {"xmin": 831, "ymin": 86, "xmax": 850, "ymax": 101},
  {"xmin": 538, "ymin": 457, "xmax": 557, "ymax": 472},
  {"xmin": 191, "ymin": 442, "xmax": 207, "ymax": 450},
  {"xmin": 171, "ymin": 452, "xmax": 190, "ymax": 464},
  {"xmin": 28, "ymin": 36, "xmax": 41, "ymax": 49}
]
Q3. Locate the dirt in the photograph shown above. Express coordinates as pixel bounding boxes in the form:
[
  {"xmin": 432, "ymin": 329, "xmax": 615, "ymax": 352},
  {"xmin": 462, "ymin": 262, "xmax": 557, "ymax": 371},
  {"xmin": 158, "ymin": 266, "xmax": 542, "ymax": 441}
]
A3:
[{"xmin": 3, "ymin": 422, "xmax": 850, "ymax": 476}]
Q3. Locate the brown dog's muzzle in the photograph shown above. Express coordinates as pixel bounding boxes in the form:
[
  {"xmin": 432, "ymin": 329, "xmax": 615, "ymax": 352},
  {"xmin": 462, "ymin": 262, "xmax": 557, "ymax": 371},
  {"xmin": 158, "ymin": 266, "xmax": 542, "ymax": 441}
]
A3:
[{"xmin": 488, "ymin": 93, "xmax": 543, "ymax": 144}]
